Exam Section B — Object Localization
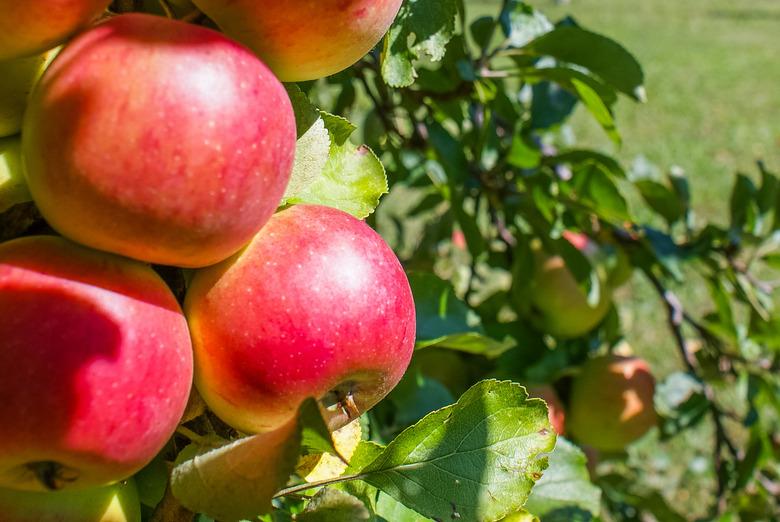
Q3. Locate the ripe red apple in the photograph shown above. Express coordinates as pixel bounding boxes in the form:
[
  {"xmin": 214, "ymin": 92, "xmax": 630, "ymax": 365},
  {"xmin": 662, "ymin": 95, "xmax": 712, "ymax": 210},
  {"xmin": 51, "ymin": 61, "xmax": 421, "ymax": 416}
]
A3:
[
  {"xmin": 0, "ymin": 0, "xmax": 109, "ymax": 60},
  {"xmin": 527, "ymin": 385, "xmax": 566, "ymax": 435},
  {"xmin": 185, "ymin": 204, "xmax": 416, "ymax": 433},
  {"xmin": 0, "ymin": 49, "xmax": 58, "ymax": 137},
  {"xmin": 0, "ymin": 480, "xmax": 141, "ymax": 521},
  {"xmin": 190, "ymin": 0, "xmax": 403, "ymax": 81},
  {"xmin": 568, "ymin": 355, "xmax": 657, "ymax": 452},
  {"xmin": 23, "ymin": 13, "xmax": 296, "ymax": 268},
  {"xmin": 0, "ymin": 236, "xmax": 193, "ymax": 491}
]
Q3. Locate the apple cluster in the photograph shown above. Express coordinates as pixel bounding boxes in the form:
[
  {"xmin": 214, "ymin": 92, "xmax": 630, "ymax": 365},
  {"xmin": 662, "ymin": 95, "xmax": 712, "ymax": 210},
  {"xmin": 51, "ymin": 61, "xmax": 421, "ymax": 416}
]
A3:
[{"xmin": 0, "ymin": 1, "xmax": 411, "ymax": 519}]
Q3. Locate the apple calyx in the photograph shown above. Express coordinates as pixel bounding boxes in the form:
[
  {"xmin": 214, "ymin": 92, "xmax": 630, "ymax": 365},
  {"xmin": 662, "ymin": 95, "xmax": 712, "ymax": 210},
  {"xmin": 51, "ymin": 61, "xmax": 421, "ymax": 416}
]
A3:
[
  {"xmin": 320, "ymin": 384, "xmax": 361, "ymax": 423},
  {"xmin": 26, "ymin": 461, "xmax": 78, "ymax": 491}
]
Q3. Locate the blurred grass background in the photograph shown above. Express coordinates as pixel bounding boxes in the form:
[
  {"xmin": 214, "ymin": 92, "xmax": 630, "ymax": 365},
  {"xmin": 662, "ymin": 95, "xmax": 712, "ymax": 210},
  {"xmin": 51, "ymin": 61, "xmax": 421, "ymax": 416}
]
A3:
[{"xmin": 468, "ymin": 0, "xmax": 780, "ymax": 516}]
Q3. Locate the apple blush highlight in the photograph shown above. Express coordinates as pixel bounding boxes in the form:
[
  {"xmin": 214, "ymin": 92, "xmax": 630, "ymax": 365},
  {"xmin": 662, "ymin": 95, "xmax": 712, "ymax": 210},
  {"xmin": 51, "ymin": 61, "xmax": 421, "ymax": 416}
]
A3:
[
  {"xmin": 23, "ymin": 13, "xmax": 296, "ymax": 268},
  {"xmin": 185, "ymin": 205, "xmax": 416, "ymax": 433},
  {"xmin": 0, "ymin": 236, "xmax": 193, "ymax": 492}
]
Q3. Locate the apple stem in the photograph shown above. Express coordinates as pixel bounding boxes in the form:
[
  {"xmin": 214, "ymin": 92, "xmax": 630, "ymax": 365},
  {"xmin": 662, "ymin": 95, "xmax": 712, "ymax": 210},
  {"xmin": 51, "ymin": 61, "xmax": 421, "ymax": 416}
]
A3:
[
  {"xmin": 338, "ymin": 390, "xmax": 360, "ymax": 421},
  {"xmin": 175, "ymin": 426, "xmax": 211, "ymax": 446}
]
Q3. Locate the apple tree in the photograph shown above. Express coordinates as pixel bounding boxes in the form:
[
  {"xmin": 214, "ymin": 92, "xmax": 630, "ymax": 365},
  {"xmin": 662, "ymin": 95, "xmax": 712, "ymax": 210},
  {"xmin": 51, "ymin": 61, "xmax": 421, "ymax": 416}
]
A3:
[{"xmin": 0, "ymin": 0, "xmax": 778, "ymax": 521}]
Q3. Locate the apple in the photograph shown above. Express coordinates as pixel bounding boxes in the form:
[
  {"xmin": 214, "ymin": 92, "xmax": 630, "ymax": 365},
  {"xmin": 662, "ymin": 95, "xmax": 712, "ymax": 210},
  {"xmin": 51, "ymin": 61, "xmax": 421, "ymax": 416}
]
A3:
[
  {"xmin": 527, "ymin": 231, "xmax": 620, "ymax": 338},
  {"xmin": 0, "ymin": 0, "xmax": 110, "ymax": 61},
  {"xmin": 23, "ymin": 13, "xmax": 296, "ymax": 268},
  {"xmin": 567, "ymin": 355, "xmax": 657, "ymax": 452},
  {"xmin": 0, "ymin": 137, "xmax": 31, "ymax": 213},
  {"xmin": 0, "ymin": 480, "xmax": 141, "ymax": 522},
  {"xmin": 0, "ymin": 236, "xmax": 193, "ymax": 491},
  {"xmin": 185, "ymin": 204, "xmax": 416, "ymax": 433},
  {"xmin": 0, "ymin": 49, "xmax": 58, "ymax": 138},
  {"xmin": 527, "ymin": 385, "xmax": 566, "ymax": 435},
  {"xmin": 190, "ymin": 0, "xmax": 403, "ymax": 81}
]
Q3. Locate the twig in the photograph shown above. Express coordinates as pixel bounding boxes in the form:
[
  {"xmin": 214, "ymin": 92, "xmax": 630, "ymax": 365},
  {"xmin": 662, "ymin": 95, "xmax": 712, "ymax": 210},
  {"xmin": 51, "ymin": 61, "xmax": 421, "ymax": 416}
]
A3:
[{"xmin": 644, "ymin": 269, "xmax": 739, "ymax": 516}]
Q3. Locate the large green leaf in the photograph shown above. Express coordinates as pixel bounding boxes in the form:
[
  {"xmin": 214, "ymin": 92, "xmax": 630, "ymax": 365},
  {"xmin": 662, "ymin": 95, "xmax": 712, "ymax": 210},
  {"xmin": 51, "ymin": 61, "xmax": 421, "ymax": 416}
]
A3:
[
  {"xmin": 354, "ymin": 380, "xmax": 556, "ymax": 522},
  {"xmin": 523, "ymin": 27, "xmax": 645, "ymax": 101},
  {"xmin": 381, "ymin": 0, "xmax": 460, "ymax": 87},
  {"xmin": 297, "ymin": 489, "xmax": 371, "ymax": 521},
  {"xmin": 524, "ymin": 438, "xmax": 601, "ymax": 520}
]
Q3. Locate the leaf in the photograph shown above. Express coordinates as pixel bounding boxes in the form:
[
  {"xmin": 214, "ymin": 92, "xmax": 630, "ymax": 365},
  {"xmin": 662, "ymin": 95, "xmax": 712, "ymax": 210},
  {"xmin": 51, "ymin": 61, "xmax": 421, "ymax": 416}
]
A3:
[
  {"xmin": 0, "ymin": 137, "xmax": 31, "ymax": 213},
  {"xmin": 545, "ymin": 150, "xmax": 625, "ymax": 179},
  {"xmin": 523, "ymin": 27, "xmax": 645, "ymax": 101},
  {"xmin": 297, "ymin": 420, "xmax": 363, "ymax": 483},
  {"xmin": 300, "ymin": 398, "xmax": 340, "ymax": 458},
  {"xmin": 635, "ymin": 179, "xmax": 686, "ymax": 224},
  {"xmin": 381, "ymin": 0, "xmax": 460, "ymax": 87},
  {"xmin": 572, "ymin": 163, "xmax": 630, "ymax": 223},
  {"xmin": 417, "ymin": 332, "xmax": 515, "ymax": 358},
  {"xmin": 170, "ymin": 416, "xmax": 301, "ymax": 521},
  {"xmin": 570, "ymin": 77, "xmax": 620, "ymax": 145},
  {"xmin": 524, "ymin": 438, "xmax": 601, "ymax": 519},
  {"xmin": 297, "ymin": 489, "xmax": 370, "ymax": 522},
  {"xmin": 500, "ymin": 1, "xmax": 553, "ymax": 48},
  {"xmin": 284, "ymin": 110, "xmax": 388, "ymax": 219},
  {"xmin": 353, "ymin": 380, "xmax": 557, "ymax": 522}
]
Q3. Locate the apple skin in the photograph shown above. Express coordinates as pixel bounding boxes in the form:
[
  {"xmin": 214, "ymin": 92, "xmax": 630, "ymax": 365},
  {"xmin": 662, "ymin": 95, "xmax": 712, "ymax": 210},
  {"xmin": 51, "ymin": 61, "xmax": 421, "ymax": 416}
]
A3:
[
  {"xmin": 0, "ymin": 480, "xmax": 141, "ymax": 522},
  {"xmin": 527, "ymin": 385, "xmax": 566, "ymax": 435},
  {"xmin": 528, "ymin": 232, "xmax": 615, "ymax": 339},
  {"xmin": 0, "ymin": 0, "xmax": 109, "ymax": 61},
  {"xmin": 23, "ymin": 13, "xmax": 296, "ymax": 268},
  {"xmin": 0, "ymin": 49, "xmax": 58, "ymax": 137},
  {"xmin": 0, "ymin": 236, "xmax": 193, "ymax": 491},
  {"xmin": 185, "ymin": 204, "xmax": 416, "ymax": 433},
  {"xmin": 190, "ymin": 0, "xmax": 403, "ymax": 82},
  {"xmin": 567, "ymin": 355, "xmax": 657, "ymax": 453}
]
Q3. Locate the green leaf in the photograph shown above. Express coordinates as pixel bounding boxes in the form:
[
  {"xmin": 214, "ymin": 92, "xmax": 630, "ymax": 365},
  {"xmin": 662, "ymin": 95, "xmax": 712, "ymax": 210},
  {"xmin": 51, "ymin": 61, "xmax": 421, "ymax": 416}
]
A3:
[
  {"xmin": 300, "ymin": 398, "xmax": 340, "ymax": 458},
  {"xmin": 354, "ymin": 380, "xmax": 556, "ymax": 522},
  {"xmin": 570, "ymin": 77, "xmax": 620, "ymax": 145},
  {"xmin": 170, "ymin": 416, "xmax": 301, "ymax": 521},
  {"xmin": 523, "ymin": 27, "xmax": 645, "ymax": 101},
  {"xmin": 381, "ymin": 0, "xmax": 460, "ymax": 87},
  {"xmin": 297, "ymin": 489, "xmax": 370, "ymax": 521},
  {"xmin": 545, "ymin": 150, "xmax": 625, "ymax": 179},
  {"xmin": 0, "ymin": 137, "xmax": 31, "ymax": 213},
  {"xmin": 500, "ymin": 1, "xmax": 553, "ymax": 48},
  {"xmin": 284, "ymin": 109, "xmax": 388, "ymax": 219},
  {"xmin": 635, "ymin": 179, "xmax": 686, "ymax": 224},
  {"xmin": 409, "ymin": 273, "xmax": 512, "ymax": 357},
  {"xmin": 525, "ymin": 438, "xmax": 600, "ymax": 520},
  {"xmin": 572, "ymin": 163, "xmax": 630, "ymax": 222}
]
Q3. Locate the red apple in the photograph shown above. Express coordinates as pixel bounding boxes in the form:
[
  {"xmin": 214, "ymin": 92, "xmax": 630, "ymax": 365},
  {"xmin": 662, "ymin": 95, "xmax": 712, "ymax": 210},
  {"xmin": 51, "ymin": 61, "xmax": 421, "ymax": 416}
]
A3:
[
  {"xmin": 23, "ymin": 14, "xmax": 296, "ymax": 268},
  {"xmin": 185, "ymin": 204, "xmax": 416, "ymax": 433},
  {"xmin": 568, "ymin": 355, "xmax": 657, "ymax": 452},
  {"xmin": 527, "ymin": 385, "xmax": 566, "ymax": 435},
  {"xmin": 0, "ymin": 0, "xmax": 109, "ymax": 60},
  {"xmin": 190, "ymin": 0, "xmax": 403, "ymax": 81},
  {"xmin": 0, "ymin": 236, "xmax": 193, "ymax": 491}
]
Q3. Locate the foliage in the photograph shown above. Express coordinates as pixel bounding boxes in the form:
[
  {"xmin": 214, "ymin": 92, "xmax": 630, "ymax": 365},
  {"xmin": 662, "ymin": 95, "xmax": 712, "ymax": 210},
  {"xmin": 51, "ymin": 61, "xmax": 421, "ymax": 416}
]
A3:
[{"xmin": 2, "ymin": 0, "xmax": 778, "ymax": 520}]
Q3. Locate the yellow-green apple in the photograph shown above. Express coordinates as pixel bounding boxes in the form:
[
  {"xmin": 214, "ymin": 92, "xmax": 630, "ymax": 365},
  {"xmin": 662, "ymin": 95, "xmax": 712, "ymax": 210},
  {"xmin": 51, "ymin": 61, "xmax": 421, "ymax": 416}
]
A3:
[
  {"xmin": 190, "ymin": 0, "xmax": 403, "ymax": 81},
  {"xmin": 0, "ymin": 480, "xmax": 141, "ymax": 521},
  {"xmin": 527, "ymin": 232, "xmax": 613, "ymax": 338},
  {"xmin": 568, "ymin": 355, "xmax": 657, "ymax": 452},
  {"xmin": 0, "ymin": 0, "xmax": 109, "ymax": 60},
  {"xmin": 527, "ymin": 385, "xmax": 566, "ymax": 435},
  {"xmin": 185, "ymin": 204, "xmax": 416, "ymax": 433},
  {"xmin": 23, "ymin": 13, "xmax": 295, "ymax": 268},
  {"xmin": 0, "ymin": 49, "xmax": 58, "ymax": 137},
  {"xmin": 0, "ymin": 236, "xmax": 193, "ymax": 491},
  {"xmin": 0, "ymin": 137, "xmax": 31, "ymax": 212}
]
